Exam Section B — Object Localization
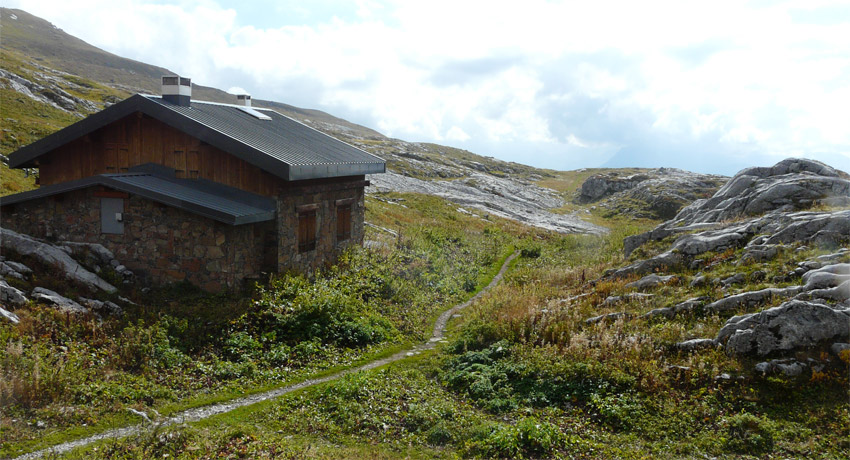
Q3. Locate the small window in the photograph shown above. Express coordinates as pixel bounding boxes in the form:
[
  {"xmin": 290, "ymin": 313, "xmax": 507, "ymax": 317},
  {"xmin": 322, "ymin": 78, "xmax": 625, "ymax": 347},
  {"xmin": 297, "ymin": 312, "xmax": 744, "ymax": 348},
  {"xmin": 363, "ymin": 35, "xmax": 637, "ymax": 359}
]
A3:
[
  {"xmin": 336, "ymin": 204, "xmax": 352, "ymax": 241},
  {"xmin": 298, "ymin": 210, "xmax": 317, "ymax": 253}
]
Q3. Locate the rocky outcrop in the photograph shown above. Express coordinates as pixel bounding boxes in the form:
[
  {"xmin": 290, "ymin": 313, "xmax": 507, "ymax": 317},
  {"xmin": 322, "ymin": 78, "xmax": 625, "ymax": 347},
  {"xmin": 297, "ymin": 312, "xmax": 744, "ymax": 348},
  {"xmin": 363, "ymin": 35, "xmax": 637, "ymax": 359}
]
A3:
[
  {"xmin": 623, "ymin": 159, "xmax": 850, "ymax": 257},
  {"xmin": 673, "ymin": 158, "xmax": 850, "ymax": 226},
  {"xmin": 0, "ymin": 228, "xmax": 117, "ymax": 292},
  {"xmin": 0, "ymin": 68, "xmax": 99, "ymax": 114},
  {"xmin": 579, "ymin": 168, "xmax": 728, "ymax": 220},
  {"xmin": 369, "ymin": 171, "xmax": 605, "ymax": 234},
  {"xmin": 716, "ymin": 300, "xmax": 850, "ymax": 357},
  {"xmin": 577, "ymin": 172, "xmax": 651, "ymax": 202}
]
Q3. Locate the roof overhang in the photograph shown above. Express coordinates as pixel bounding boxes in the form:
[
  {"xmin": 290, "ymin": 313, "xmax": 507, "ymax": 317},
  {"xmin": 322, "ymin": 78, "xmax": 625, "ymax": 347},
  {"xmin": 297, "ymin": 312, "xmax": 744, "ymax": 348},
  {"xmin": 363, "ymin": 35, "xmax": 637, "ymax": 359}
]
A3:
[
  {"xmin": 8, "ymin": 94, "xmax": 386, "ymax": 181},
  {"xmin": 0, "ymin": 170, "xmax": 276, "ymax": 226}
]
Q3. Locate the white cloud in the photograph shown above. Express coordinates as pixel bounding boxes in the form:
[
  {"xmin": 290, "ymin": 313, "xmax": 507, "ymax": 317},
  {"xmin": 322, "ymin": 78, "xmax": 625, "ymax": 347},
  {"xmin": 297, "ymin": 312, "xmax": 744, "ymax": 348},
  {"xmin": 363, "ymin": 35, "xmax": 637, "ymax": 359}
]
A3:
[{"xmin": 4, "ymin": 0, "xmax": 850, "ymax": 173}]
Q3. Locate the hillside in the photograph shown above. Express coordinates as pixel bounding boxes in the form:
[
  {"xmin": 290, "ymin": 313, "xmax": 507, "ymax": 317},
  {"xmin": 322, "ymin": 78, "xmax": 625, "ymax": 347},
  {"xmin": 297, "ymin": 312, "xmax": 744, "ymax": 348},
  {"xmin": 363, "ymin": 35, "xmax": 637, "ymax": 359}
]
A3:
[
  {"xmin": 4, "ymin": 7, "xmax": 848, "ymax": 460},
  {"xmin": 0, "ymin": 7, "xmax": 727, "ymax": 234}
]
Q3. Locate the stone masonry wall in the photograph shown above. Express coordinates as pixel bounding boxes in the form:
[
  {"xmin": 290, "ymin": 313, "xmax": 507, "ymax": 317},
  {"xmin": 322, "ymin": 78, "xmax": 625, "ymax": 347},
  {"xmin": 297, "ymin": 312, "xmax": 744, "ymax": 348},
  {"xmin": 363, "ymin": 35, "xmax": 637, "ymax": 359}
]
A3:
[
  {"xmin": 277, "ymin": 179, "xmax": 366, "ymax": 273},
  {"xmin": 1, "ymin": 188, "xmax": 273, "ymax": 291}
]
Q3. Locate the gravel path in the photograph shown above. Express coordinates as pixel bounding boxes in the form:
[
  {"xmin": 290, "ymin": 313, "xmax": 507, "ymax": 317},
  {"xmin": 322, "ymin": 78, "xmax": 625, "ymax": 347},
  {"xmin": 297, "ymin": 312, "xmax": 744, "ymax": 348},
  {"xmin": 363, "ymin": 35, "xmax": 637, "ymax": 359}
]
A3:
[{"xmin": 11, "ymin": 251, "xmax": 518, "ymax": 460}]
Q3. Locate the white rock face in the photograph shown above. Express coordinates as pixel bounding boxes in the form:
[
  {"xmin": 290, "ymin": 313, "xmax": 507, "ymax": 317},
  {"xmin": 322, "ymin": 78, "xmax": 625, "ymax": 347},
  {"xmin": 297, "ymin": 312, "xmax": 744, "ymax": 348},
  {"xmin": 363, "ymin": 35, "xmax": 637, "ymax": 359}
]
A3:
[
  {"xmin": 368, "ymin": 171, "xmax": 605, "ymax": 235},
  {"xmin": 0, "ymin": 228, "xmax": 116, "ymax": 293},
  {"xmin": 0, "ymin": 305, "xmax": 19, "ymax": 324}
]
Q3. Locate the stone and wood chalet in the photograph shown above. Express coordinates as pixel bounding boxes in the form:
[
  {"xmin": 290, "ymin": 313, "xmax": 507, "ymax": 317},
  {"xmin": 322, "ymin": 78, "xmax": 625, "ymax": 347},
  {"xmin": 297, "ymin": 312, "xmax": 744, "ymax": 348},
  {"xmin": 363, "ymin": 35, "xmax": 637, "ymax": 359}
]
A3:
[{"xmin": 0, "ymin": 76, "xmax": 385, "ymax": 292}]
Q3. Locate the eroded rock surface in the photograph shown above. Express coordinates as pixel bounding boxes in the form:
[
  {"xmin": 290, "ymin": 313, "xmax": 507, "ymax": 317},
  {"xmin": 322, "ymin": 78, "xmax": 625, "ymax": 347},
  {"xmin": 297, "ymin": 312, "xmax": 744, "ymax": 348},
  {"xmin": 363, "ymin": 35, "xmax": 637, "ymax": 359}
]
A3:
[
  {"xmin": 623, "ymin": 159, "xmax": 850, "ymax": 257},
  {"xmin": 578, "ymin": 168, "xmax": 727, "ymax": 219},
  {"xmin": 369, "ymin": 171, "xmax": 605, "ymax": 234},
  {"xmin": 716, "ymin": 300, "xmax": 850, "ymax": 357},
  {"xmin": 1, "ymin": 228, "xmax": 116, "ymax": 292}
]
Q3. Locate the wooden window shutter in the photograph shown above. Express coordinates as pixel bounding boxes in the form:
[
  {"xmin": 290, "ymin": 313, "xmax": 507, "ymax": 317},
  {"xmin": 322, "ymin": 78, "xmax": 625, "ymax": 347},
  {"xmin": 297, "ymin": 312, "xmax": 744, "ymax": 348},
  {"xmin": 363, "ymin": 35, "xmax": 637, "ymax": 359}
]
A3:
[
  {"xmin": 336, "ymin": 204, "xmax": 352, "ymax": 241},
  {"xmin": 173, "ymin": 148, "xmax": 186, "ymax": 178},
  {"xmin": 298, "ymin": 210, "xmax": 317, "ymax": 253}
]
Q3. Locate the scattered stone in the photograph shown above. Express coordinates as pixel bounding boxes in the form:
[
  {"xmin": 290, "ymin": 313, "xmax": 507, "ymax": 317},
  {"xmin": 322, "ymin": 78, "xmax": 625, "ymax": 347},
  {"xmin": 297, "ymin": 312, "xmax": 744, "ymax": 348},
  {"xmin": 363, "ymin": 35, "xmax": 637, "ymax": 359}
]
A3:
[
  {"xmin": 704, "ymin": 287, "xmax": 799, "ymax": 314},
  {"xmin": 739, "ymin": 245, "xmax": 779, "ymax": 264},
  {"xmin": 1, "ymin": 228, "xmax": 116, "ymax": 292},
  {"xmin": 625, "ymin": 274, "xmax": 677, "ymax": 291},
  {"xmin": 30, "ymin": 287, "xmax": 87, "ymax": 313},
  {"xmin": 78, "ymin": 298, "xmax": 123, "ymax": 316},
  {"xmin": 831, "ymin": 343, "xmax": 850, "ymax": 357},
  {"xmin": 754, "ymin": 359, "xmax": 807, "ymax": 377},
  {"xmin": 1, "ymin": 279, "xmax": 28, "ymax": 306},
  {"xmin": 1, "ymin": 305, "xmax": 20, "ymax": 324},
  {"xmin": 606, "ymin": 251, "xmax": 684, "ymax": 279},
  {"xmin": 600, "ymin": 293, "xmax": 653, "ymax": 307},
  {"xmin": 716, "ymin": 300, "xmax": 850, "ymax": 356},
  {"xmin": 585, "ymin": 312, "xmax": 631, "ymax": 325},
  {"xmin": 675, "ymin": 338, "xmax": 718, "ymax": 352},
  {"xmin": 749, "ymin": 270, "xmax": 767, "ymax": 282},
  {"xmin": 720, "ymin": 273, "xmax": 746, "ymax": 287},
  {"xmin": 641, "ymin": 307, "xmax": 675, "ymax": 320},
  {"xmin": 0, "ymin": 261, "xmax": 26, "ymax": 280},
  {"xmin": 798, "ymin": 260, "xmax": 824, "ymax": 271},
  {"xmin": 127, "ymin": 408, "xmax": 151, "ymax": 423},
  {"xmin": 689, "ymin": 275, "xmax": 712, "ymax": 288}
]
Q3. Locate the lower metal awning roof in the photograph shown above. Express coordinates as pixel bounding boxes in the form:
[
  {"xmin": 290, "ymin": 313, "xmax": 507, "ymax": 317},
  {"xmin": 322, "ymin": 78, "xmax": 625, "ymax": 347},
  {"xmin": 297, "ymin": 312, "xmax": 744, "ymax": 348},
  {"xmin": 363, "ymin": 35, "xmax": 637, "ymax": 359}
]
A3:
[{"xmin": 0, "ymin": 167, "xmax": 276, "ymax": 225}]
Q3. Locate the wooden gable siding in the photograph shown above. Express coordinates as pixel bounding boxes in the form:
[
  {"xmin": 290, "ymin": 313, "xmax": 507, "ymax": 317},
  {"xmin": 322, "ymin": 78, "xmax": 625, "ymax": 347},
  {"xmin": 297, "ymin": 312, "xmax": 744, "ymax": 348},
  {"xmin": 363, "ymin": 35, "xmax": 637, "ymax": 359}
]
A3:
[{"xmin": 37, "ymin": 113, "xmax": 283, "ymax": 196}]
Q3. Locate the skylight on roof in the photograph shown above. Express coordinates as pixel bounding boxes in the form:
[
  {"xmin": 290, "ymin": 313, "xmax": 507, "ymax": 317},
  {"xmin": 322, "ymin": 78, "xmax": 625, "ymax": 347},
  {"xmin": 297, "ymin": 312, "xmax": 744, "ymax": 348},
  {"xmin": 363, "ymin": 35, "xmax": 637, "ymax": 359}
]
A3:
[{"xmin": 236, "ymin": 106, "xmax": 272, "ymax": 120}]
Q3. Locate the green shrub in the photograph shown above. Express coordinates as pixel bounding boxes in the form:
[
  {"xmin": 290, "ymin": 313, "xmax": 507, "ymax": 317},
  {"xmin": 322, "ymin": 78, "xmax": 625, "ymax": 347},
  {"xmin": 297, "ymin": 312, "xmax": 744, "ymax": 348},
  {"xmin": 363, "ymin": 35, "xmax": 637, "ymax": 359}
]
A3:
[
  {"xmin": 474, "ymin": 417, "xmax": 564, "ymax": 459},
  {"xmin": 721, "ymin": 412, "xmax": 775, "ymax": 455}
]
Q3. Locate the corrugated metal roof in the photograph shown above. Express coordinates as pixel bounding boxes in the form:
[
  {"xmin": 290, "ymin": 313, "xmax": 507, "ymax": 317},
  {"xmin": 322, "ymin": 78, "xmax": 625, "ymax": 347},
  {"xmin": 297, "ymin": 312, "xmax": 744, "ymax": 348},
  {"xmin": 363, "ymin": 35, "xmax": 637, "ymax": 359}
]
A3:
[
  {"xmin": 8, "ymin": 94, "xmax": 386, "ymax": 181},
  {"xmin": 0, "ymin": 170, "xmax": 275, "ymax": 225},
  {"xmin": 143, "ymin": 96, "xmax": 383, "ymax": 171}
]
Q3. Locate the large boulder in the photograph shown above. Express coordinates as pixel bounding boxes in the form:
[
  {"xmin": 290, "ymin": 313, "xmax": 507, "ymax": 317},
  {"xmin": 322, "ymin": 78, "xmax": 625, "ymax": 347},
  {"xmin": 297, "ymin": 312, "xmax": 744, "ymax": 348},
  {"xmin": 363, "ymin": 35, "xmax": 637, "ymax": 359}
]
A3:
[
  {"xmin": 716, "ymin": 300, "xmax": 850, "ymax": 356},
  {"xmin": 0, "ymin": 228, "xmax": 116, "ymax": 293}
]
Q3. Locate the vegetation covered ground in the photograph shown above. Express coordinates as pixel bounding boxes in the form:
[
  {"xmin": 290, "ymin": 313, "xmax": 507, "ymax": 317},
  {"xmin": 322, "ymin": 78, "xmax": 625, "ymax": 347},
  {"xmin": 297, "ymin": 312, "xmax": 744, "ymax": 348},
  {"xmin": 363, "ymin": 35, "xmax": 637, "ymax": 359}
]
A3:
[{"xmin": 4, "ymin": 196, "xmax": 846, "ymax": 459}]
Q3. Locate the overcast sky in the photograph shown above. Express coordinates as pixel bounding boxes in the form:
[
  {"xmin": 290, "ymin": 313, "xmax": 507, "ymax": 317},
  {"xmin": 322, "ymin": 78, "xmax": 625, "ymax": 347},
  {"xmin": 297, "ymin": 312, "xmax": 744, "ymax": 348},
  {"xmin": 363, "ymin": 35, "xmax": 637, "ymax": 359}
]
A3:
[{"xmin": 4, "ymin": 0, "xmax": 850, "ymax": 175}]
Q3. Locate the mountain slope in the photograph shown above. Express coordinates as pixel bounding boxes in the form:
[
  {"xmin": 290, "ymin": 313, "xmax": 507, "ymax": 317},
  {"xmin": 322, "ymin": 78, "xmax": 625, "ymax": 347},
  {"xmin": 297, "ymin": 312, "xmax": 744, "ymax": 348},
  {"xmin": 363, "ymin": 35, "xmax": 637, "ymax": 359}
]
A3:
[{"xmin": 0, "ymin": 7, "xmax": 610, "ymax": 234}]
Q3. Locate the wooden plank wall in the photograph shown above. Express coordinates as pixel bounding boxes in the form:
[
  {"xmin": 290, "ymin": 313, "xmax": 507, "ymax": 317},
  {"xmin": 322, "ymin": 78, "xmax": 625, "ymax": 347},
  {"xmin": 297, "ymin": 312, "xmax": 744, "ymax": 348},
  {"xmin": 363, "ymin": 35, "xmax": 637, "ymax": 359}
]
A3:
[{"xmin": 38, "ymin": 113, "xmax": 283, "ymax": 197}]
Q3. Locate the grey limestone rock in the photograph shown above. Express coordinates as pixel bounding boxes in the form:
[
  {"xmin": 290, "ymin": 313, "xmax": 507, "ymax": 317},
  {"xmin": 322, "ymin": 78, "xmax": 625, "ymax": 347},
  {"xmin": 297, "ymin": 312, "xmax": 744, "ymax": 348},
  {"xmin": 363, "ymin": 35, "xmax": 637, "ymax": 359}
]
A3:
[
  {"xmin": 79, "ymin": 297, "xmax": 123, "ymax": 316},
  {"xmin": 721, "ymin": 273, "xmax": 747, "ymax": 287},
  {"xmin": 1, "ymin": 228, "xmax": 116, "ymax": 292},
  {"xmin": 831, "ymin": 343, "xmax": 850, "ymax": 356},
  {"xmin": 0, "ymin": 279, "xmax": 28, "ymax": 306},
  {"xmin": 704, "ymin": 287, "xmax": 799, "ymax": 314},
  {"xmin": 1, "ymin": 305, "xmax": 20, "ymax": 324},
  {"xmin": 31, "ymin": 287, "xmax": 87, "ymax": 313},
  {"xmin": 625, "ymin": 274, "xmax": 677, "ymax": 291},
  {"xmin": 585, "ymin": 311, "xmax": 631, "ymax": 325},
  {"xmin": 675, "ymin": 338, "xmax": 718, "ymax": 352},
  {"xmin": 624, "ymin": 159, "xmax": 850, "ymax": 256},
  {"xmin": 716, "ymin": 300, "xmax": 850, "ymax": 356}
]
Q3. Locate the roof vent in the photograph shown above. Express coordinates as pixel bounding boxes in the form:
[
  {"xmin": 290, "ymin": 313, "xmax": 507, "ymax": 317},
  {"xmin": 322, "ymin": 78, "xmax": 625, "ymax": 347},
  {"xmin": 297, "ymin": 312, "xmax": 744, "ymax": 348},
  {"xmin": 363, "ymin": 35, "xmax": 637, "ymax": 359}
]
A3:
[
  {"xmin": 161, "ymin": 75, "xmax": 192, "ymax": 106},
  {"xmin": 236, "ymin": 94, "xmax": 252, "ymax": 107}
]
